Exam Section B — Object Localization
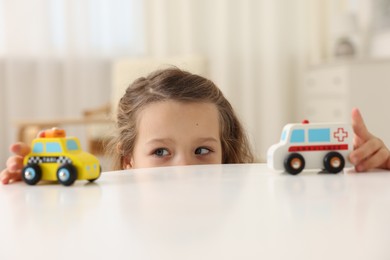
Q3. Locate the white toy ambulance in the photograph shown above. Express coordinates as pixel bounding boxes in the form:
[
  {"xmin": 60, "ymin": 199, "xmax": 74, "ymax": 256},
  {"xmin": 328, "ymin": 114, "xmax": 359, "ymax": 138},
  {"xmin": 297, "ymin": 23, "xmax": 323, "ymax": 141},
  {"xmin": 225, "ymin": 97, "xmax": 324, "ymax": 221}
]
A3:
[{"xmin": 267, "ymin": 120, "xmax": 353, "ymax": 175}]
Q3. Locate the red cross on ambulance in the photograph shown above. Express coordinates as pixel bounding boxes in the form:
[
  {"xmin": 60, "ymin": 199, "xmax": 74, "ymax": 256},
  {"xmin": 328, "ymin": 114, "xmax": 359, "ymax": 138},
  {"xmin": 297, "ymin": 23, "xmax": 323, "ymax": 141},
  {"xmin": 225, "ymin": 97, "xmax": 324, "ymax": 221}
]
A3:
[{"xmin": 333, "ymin": 128, "xmax": 348, "ymax": 142}]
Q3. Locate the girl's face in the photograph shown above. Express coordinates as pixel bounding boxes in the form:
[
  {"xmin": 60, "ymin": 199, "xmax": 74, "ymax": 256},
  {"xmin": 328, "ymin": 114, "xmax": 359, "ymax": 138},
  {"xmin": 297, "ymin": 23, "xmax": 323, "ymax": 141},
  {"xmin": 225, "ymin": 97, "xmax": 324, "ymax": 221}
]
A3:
[{"xmin": 125, "ymin": 100, "xmax": 222, "ymax": 168}]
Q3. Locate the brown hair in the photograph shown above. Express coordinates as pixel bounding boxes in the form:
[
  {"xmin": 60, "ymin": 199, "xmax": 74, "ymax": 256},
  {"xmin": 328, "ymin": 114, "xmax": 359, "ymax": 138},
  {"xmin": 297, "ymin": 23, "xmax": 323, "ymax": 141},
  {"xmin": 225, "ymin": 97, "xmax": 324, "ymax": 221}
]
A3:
[{"xmin": 106, "ymin": 67, "xmax": 254, "ymax": 170}]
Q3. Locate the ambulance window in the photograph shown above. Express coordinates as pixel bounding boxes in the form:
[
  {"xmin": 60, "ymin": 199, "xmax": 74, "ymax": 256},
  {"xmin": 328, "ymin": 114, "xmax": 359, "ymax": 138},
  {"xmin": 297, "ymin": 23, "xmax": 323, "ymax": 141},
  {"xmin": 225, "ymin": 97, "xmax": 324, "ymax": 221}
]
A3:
[
  {"xmin": 308, "ymin": 128, "xmax": 330, "ymax": 142},
  {"xmin": 46, "ymin": 142, "xmax": 62, "ymax": 153},
  {"xmin": 66, "ymin": 140, "xmax": 80, "ymax": 151},
  {"xmin": 281, "ymin": 130, "xmax": 287, "ymax": 141},
  {"xmin": 32, "ymin": 142, "xmax": 43, "ymax": 153},
  {"xmin": 290, "ymin": 129, "xmax": 304, "ymax": 143}
]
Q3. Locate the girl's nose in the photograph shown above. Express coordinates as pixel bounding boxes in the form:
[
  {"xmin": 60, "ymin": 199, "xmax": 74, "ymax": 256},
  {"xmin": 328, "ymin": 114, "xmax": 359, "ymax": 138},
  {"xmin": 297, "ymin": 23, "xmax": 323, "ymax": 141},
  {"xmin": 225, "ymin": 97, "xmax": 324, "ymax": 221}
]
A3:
[{"xmin": 175, "ymin": 154, "xmax": 196, "ymax": 166}]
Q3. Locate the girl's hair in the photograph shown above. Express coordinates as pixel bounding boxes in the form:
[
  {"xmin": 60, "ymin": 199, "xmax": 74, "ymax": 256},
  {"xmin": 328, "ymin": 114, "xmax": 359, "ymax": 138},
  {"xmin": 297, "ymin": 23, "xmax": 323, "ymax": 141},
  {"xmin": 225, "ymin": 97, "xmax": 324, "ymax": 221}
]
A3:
[{"xmin": 106, "ymin": 67, "xmax": 254, "ymax": 170}]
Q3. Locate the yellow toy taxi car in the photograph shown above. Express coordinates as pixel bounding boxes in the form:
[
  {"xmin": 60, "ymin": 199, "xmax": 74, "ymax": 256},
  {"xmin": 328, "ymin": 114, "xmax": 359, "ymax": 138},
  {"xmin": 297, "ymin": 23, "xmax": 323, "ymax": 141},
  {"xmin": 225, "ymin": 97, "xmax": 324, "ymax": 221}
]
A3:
[{"xmin": 22, "ymin": 128, "xmax": 101, "ymax": 186}]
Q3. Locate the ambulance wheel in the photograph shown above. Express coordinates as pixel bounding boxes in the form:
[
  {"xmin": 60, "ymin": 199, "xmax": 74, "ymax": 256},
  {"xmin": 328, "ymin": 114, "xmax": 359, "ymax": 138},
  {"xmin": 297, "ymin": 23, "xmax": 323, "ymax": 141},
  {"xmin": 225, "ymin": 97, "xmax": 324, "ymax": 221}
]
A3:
[
  {"xmin": 57, "ymin": 164, "xmax": 77, "ymax": 186},
  {"xmin": 323, "ymin": 152, "xmax": 345, "ymax": 173},
  {"xmin": 22, "ymin": 164, "xmax": 42, "ymax": 185},
  {"xmin": 284, "ymin": 153, "xmax": 305, "ymax": 175}
]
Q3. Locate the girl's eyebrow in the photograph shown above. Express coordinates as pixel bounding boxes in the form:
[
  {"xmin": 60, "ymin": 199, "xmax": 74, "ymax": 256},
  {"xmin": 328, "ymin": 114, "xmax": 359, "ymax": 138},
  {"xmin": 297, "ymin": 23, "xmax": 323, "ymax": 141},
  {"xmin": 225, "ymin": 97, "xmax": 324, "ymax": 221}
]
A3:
[
  {"xmin": 196, "ymin": 137, "xmax": 220, "ymax": 143},
  {"xmin": 145, "ymin": 138, "xmax": 174, "ymax": 145}
]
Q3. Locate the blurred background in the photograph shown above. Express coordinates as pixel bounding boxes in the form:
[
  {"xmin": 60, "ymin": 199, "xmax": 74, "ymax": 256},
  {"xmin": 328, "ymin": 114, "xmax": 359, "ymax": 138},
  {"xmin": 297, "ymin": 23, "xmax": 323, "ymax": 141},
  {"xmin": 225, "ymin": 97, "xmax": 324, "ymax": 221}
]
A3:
[{"xmin": 1, "ymin": 0, "xmax": 390, "ymax": 169}]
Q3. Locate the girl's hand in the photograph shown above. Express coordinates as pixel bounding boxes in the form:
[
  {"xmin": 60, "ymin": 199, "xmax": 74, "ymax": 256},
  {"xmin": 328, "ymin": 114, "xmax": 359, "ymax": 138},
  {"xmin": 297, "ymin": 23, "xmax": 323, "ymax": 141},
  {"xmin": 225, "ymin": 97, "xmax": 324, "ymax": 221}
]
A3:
[
  {"xmin": 0, "ymin": 143, "xmax": 31, "ymax": 184},
  {"xmin": 349, "ymin": 108, "xmax": 390, "ymax": 172}
]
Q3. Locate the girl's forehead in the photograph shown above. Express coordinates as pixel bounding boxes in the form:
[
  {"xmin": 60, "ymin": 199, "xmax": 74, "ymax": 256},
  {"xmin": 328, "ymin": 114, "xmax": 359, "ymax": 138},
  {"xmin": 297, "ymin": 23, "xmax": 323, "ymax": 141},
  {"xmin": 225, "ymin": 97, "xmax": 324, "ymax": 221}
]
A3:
[{"xmin": 135, "ymin": 100, "xmax": 220, "ymax": 137}]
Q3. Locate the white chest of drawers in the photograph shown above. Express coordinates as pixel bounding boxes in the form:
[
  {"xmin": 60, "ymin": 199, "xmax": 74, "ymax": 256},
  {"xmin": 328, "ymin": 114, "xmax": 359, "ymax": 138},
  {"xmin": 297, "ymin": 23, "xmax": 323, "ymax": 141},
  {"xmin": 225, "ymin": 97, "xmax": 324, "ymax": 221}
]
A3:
[{"xmin": 299, "ymin": 59, "xmax": 390, "ymax": 146}]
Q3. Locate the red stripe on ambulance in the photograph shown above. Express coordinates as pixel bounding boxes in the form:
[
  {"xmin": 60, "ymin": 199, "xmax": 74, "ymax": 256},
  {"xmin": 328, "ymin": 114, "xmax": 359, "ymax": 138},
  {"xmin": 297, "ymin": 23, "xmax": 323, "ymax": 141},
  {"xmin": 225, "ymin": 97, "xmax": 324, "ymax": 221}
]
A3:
[{"xmin": 288, "ymin": 144, "xmax": 349, "ymax": 152}]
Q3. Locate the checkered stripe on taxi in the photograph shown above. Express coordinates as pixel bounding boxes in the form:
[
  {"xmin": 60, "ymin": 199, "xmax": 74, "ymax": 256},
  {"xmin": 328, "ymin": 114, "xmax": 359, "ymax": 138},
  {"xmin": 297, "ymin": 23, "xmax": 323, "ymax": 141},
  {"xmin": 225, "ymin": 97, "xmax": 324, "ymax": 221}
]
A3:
[{"xmin": 28, "ymin": 156, "xmax": 72, "ymax": 164}]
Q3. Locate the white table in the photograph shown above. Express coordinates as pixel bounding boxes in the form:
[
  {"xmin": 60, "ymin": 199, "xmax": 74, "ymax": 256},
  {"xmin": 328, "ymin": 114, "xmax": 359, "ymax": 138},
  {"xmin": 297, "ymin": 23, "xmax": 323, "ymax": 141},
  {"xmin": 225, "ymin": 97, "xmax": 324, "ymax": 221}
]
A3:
[{"xmin": 1, "ymin": 164, "xmax": 390, "ymax": 260}]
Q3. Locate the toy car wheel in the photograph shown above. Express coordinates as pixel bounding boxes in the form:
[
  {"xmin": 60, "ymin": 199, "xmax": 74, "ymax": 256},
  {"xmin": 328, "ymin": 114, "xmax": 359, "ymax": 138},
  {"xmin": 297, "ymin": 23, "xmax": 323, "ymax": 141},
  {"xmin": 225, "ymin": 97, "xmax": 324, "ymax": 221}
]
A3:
[
  {"xmin": 284, "ymin": 153, "xmax": 305, "ymax": 175},
  {"xmin": 323, "ymin": 152, "xmax": 345, "ymax": 173},
  {"xmin": 22, "ymin": 164, "xmax": 42, "ymax": 185},
  {"xmin": 88, "ymin": 165, "xmax": 101, "ymax": 182},
  {"xmin": 57, "ymin": 164, "xmax": 77, "ymax": 186}
]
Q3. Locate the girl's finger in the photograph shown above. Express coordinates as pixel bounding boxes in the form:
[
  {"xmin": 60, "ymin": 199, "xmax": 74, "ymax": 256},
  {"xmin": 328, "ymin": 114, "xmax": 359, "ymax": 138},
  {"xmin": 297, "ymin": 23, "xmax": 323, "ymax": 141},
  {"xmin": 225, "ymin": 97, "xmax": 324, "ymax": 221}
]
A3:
[
  {"xmin": 6, "ymin": 156, "xmax": 24, "ymax": 173},
  {"xmin": 350, "ymin": 137, "xmax": 384, "ymax": 165},
  {"xmin": 1, "ymin": 170, "xmax": 19, "ymax": 184},
  {"xmin": 355, "ymin": 147, "xmax": 390, "ymax": 172},
  {"xmin": 10, "ymin": 142, "xmax": 31, "ymax": 157},
  {"xmin": 351, "ymin": 108, "xmax": 372, "ymax": 142}
]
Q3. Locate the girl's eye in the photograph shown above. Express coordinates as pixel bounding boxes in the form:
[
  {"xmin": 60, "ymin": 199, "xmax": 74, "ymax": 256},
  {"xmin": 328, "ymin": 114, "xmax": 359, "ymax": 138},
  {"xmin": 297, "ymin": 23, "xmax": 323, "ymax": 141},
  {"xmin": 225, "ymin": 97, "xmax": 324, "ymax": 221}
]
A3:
[
  {"xmin": 153, "ymin": 148, "xmax": 170, "ymax": 157},
  {"xmin": 195, "ymin": 147, "xmax": 211, "ymax": 155}
]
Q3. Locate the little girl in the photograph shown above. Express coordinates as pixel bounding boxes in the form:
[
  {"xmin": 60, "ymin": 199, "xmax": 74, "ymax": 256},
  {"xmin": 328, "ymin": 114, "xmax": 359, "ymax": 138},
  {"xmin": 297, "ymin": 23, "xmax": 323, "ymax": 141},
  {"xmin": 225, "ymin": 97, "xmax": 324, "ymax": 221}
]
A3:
[
  {"xmin": 1, "ymin": 68, "xmax": 390, "ymax": 184},
  {"xmin": 107, "ymin": 68, "xmax": 253, "ymax": 170}
]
